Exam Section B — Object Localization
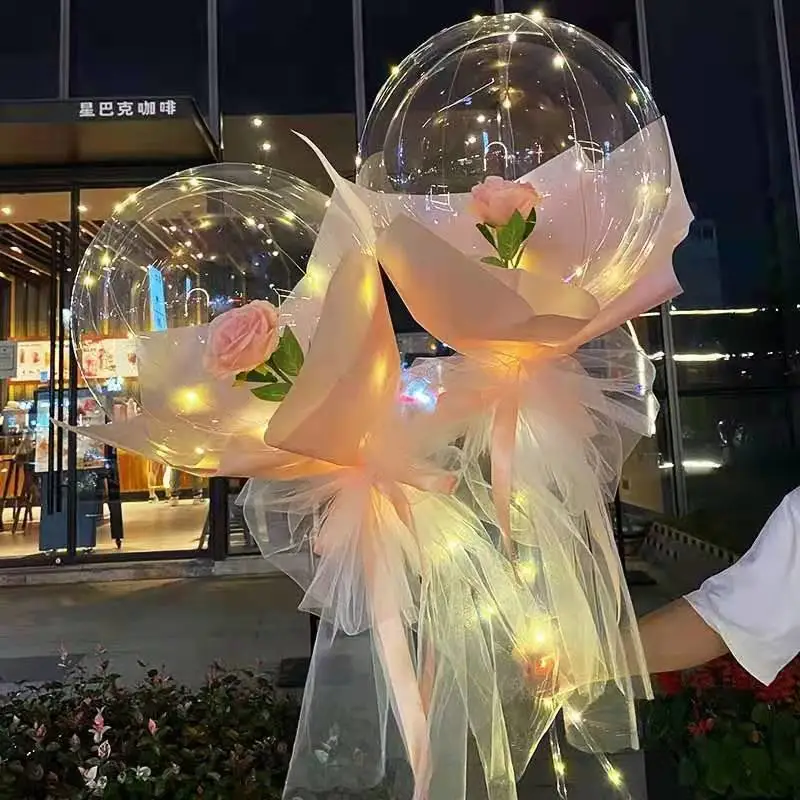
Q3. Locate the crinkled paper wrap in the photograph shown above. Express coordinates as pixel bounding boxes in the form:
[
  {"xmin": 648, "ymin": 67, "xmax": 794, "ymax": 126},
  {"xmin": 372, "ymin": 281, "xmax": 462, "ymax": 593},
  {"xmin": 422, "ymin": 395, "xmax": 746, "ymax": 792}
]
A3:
[{"xmin": 299, "ymin": 119, "xmax": 692, "ymax": 761}]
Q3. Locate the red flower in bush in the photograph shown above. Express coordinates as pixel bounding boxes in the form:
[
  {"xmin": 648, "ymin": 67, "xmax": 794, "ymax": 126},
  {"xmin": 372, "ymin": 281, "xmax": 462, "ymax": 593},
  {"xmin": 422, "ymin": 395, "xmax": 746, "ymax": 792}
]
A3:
[
  {"xmin": 655, "ymin": 672, "xmax": 684, "ymax": 696},
  {"xmin": 686, "ymin": 667, "xmax": 716, "ymax": 692},
  {"xmin": 754, "ymin": 668, "xmax": 796, "ymax": 704},
  {"xmin": 687, "ymin": 717, "xmax": 715, "ymax": 737}
]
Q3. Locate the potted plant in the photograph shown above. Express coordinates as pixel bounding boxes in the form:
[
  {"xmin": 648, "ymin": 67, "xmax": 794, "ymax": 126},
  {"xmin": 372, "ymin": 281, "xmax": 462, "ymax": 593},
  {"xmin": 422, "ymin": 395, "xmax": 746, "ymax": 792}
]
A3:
[{"xmin": 644, "ymin": 655, "xmax": 800, "ymax": 799}]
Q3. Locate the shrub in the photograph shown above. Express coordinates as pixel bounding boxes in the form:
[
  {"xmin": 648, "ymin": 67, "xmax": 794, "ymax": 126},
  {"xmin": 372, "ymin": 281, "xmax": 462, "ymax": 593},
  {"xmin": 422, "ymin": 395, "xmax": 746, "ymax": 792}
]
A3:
[
  {"xmin": 0, "ymin": 651, "xmax": 298, "ymax": 799},
  {"xmin": 645, "ymin": 655, "xmax": 800, "ymax": 799}
]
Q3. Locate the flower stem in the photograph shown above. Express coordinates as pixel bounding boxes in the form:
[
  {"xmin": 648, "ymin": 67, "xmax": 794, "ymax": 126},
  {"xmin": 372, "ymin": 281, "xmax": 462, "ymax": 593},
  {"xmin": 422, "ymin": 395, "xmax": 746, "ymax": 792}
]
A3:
[{"xmin": 266, "ymin": 359, "xmax": 292, "ymax": 384}]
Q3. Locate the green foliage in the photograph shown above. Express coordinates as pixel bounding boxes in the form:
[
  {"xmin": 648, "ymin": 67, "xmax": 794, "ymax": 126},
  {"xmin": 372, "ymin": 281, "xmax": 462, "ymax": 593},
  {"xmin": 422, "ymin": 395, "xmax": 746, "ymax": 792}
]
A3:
[
  {"xmin": 250, "ymin": 383, "xmax": 291, "ymax": 401},
  {"xmin": 270, "ymin": 328, "xmax": 304, "ymax": 378},
  {"xmin": 0, "ymin": 656, "xmax": 298, "ymax": 799},
  {"xmin": 474, "ymin": 206, "xmax": 538, "ymax": 269},
  {"xmin": 644, "ymin": 656, "xmax": 800, "ymax": 799}
]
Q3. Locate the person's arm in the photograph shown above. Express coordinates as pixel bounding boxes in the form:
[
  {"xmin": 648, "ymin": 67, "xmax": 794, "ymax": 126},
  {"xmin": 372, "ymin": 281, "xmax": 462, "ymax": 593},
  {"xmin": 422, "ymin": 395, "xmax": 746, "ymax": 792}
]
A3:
[
  {"xmin": 636, "ymin": 488, "xmax": 800, "ymax": 684},
  {"xmin": 638, "ymin": 598, "xmax": 728, "ymax": 674}
]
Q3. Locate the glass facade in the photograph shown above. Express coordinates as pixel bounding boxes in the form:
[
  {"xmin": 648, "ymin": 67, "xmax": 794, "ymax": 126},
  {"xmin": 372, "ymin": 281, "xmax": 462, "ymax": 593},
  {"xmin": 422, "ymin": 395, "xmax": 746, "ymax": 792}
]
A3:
[{"xmin": 0, "ymin": 0, "xmax": 796, "ymax": 562}]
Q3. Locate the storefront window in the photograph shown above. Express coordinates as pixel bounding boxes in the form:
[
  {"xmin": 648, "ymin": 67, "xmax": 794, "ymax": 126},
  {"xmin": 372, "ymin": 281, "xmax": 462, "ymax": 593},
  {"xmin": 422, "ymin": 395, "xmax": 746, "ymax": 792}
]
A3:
[
  {"xmin": 644, "ymin": 0, "xmax": 800, "ymax": 546},
  {"xmin": 0, "ymin": 192, "xmax": 67, "ymax": 559},
  {"xmin": 0, "ymin": 189, "xmax": 211, "ymax": 563},
  {"xmin": 69, "ymin": 188, "xmax": 210, "ymax": 557},
  {"xmin": 219, "ymin": 0, "xmax": 356, "ymax": 192},
  {"xmin": 504, "ymin": 0, "xmax": 640, "ymax": 70},
  {"xmin": 0, "ymin": 2, "xmax": 60, "ymax": 100},
  {"xmin": 70, "ymin": 0, "xmax": 209, "ymax": 114}
]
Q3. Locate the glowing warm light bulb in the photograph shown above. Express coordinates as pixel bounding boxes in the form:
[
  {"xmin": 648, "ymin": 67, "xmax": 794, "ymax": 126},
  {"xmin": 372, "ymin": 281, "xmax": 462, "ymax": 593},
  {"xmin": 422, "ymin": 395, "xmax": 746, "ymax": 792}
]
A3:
[
  {"xmin": 390, "ymin": 65, "xmax": 400, "ymax": 76},
  {"xmin": 552, "ymin": 758, "xmax": 566, "ymax": 777},
  {"xmin": 99, "ymin": 251, "xmax": 112, "ymax": 267},
  {"xmin": 472, "ymin": 14, "xmax": 482, "ymax": 21},
  {"xmin": 355, "ymin": 154, "xmax": 363, "ymax": 168},
  {"xmin": 552, "ymin": 53, "xmax": 565, "ymax": 69},
  {"xmin": 477, "ymin": 113, "xmax": 486, "ymax": 123},
  {"xmin": 530, "ymin": 8, "xmax": 545, "ymax": 22},
  {"xmin": 245, "ymin": 217, "xmax": 257, "ymax": 227},
  {"xmin": 82, "ymin": 274, "xmax": 96, "ymax": 287},
  {"xmin": 466, "ymin": 134, "xmax": 477, "ymax": 144},
  {"xmin": 606, "ymin": 766, "xmax": 624, "ymax": 788},
  {"xmin": 78, "ymin": 204, "xmax": 88, "ymax": 214},
  {"xmin": 0, "ymin": 206, "xmax": 11, "ymax": 216},
  {"xmin": 251, "ymin": 117, "xmax": 263, "ymax": 128},
  {"xmin": 172, "ymin": 387, "xmax": 207, "ymax": 414},
  {"xmin": 502, "ymin": 95, "xmax": 512, "ymax": 110},
  {"xmin": 629, "ymin": 91, "xmax": 640, "ymax": 104},
  {"xmin": 194, "ymin": 447, "xmax": 205, "ymax": 455},
  {"xmin": 260, "ymin": 141, "xmax": 272, "ymax": 152}
]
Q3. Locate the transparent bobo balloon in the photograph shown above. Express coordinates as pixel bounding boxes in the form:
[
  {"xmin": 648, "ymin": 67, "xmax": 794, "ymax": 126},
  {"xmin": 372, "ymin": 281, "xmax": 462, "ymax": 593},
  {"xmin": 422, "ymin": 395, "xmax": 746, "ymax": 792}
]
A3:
[
  {"xmin": 71, "ymin": 164, "xmax": 339, "ymax": 434},
  {"xmin": 358, "ymin": 13, "xmax": 672, "ymax": 302}
]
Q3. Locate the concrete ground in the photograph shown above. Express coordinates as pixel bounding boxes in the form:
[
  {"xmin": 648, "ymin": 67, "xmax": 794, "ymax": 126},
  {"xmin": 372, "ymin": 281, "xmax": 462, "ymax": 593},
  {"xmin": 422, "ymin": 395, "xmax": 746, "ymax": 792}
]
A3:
[{"xmin": 0, "ymin": 560, "xmax": 676, "ymax": 799}]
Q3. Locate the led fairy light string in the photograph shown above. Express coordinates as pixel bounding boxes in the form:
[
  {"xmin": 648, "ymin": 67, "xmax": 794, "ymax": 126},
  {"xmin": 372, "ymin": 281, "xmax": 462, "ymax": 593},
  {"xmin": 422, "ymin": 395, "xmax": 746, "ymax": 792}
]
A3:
[
  {"xmin": 560, "ymin": 706, "xmax": 632, "ymax": 800},
  {"xmin": 549, "ymin": 726, "xmax": 568, "ymax": 799}
]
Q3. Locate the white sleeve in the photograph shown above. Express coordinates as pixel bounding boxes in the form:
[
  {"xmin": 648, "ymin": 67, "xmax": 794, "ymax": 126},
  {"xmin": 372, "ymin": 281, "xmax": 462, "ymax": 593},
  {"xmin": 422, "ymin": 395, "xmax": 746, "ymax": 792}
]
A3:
[{"xmin": 684, "ymin": 488, "xmax": 800, "ymax": 686}]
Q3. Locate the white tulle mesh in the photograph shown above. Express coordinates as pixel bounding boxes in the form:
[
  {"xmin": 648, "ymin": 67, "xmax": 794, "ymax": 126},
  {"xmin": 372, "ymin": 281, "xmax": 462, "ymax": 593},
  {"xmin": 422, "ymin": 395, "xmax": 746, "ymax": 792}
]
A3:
[{"xmin": 237, "ymin": 325, "xmax": 654, "ymax": 799}]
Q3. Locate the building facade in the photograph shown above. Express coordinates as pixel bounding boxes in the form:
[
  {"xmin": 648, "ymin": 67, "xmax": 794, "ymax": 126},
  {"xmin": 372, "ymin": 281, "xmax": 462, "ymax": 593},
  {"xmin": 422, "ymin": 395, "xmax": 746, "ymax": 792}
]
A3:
[{"xmin": 0, "ymin": 0, "xmax": 797, "ymax": 565}]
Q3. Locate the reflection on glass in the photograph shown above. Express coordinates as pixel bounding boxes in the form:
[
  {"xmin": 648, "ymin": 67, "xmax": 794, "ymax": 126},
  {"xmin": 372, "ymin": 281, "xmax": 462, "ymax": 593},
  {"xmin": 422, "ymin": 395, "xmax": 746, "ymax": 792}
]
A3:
[
  {"xmin": 71, "ymin": 188, "xmax": 210, "ymax": 557},
  {"xmin": 0, "ymin": 191, "xmax": 68, "ymax": 560},
  {"xmin": 677, "ymin": 394, "xmax": 800, "ymax": 551},
  {"xmin": 646, "ymin": 0, "xmax": 800, "ymax": 391}
]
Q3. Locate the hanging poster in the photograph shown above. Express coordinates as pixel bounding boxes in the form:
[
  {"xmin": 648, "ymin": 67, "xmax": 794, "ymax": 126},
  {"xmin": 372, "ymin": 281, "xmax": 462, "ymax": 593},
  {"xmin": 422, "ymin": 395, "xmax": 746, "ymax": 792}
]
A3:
[{"xmin": 0, "ymin": 341, "xmax": 17, "ymax": 378}]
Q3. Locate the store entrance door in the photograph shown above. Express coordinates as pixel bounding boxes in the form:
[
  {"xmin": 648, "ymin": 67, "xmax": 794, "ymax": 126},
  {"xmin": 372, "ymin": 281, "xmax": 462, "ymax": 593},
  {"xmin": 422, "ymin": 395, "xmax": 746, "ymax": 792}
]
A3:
[{"xmin": 64, "ymin": 185, "xmax": 215, "ymax": 560}]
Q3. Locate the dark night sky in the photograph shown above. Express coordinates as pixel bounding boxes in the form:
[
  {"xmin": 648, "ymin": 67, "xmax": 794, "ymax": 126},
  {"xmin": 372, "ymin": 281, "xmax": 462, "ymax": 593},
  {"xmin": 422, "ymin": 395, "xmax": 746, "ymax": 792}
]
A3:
[{"xmin": 0, "ymin": 0, "xmax": 798, "ymax": 310}]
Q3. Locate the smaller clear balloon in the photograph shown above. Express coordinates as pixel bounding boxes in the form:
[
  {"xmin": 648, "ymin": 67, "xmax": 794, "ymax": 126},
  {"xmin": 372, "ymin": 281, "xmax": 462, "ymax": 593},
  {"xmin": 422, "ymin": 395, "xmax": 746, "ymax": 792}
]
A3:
[{"xmin": 71, "ymin": 164, "xmax": 341, "ymax": 447}]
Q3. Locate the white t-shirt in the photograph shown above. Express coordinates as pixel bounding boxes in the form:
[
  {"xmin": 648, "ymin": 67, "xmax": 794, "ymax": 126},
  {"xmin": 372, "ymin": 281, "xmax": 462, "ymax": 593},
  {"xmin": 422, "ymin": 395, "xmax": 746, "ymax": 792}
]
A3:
[{"xmin": 685, "ymin": 487, "xmax": 800, "ymax": 686}]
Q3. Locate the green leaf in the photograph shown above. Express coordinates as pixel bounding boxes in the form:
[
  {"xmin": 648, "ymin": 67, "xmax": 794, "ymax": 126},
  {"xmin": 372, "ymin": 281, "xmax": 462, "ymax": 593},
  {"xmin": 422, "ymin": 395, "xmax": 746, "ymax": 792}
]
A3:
[
  {"xmin": 270, "ymin": 328, "xmax": 304, "ymax": 377},
  {"xmin": 677, "ymin": 755, "xmax": 698, "ymax": 787},
  {"xmin": 751, "ymin": 703, "xmax": 771, "ymax": 727},
  {"xmin": 523, "ymin": 206, "xmax": 538, "ymax": 238},
  {"xmin": 475, "ymin": 222, "xmax": 496, "ymax": 248},
  {"xmin": 496, "ymin": 209, "xmax": 526, "ymax": 260},
  {"xmin": 480, "ymin": 256, "xmax": 507, "ymax": 268},
  {"xmin": 251, "ymin": 383, "xmax": 291, "ymax": 402},
  {"xmin": 234, "ymin": 369, "xmax": 276, "ymax": 384}
]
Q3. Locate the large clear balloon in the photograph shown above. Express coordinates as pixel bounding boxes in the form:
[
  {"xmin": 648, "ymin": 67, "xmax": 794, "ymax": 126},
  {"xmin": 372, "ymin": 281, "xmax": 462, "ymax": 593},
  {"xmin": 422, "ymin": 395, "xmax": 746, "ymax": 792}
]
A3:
[
  {"xmin": 71, "ymin": 164, "xmax": 338, "ymax": 438},
  {"xmin": 357, "ymin": 13, "xmax": 671, "ymax": 302}
]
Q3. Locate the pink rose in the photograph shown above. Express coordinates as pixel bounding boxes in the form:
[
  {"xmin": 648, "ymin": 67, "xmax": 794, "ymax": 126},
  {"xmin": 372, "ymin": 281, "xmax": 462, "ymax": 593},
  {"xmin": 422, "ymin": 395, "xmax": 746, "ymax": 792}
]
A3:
[
  {"xmin": 147, "ymin": 718, "xmax": 158, "ymax": 736},
  {"xmin": 204, "ymin": 300, "xmax": 280, "ymax": 379},
  {"xmin": 469, "ymin": 176, "xmax": 541, "ymax": 227}
]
